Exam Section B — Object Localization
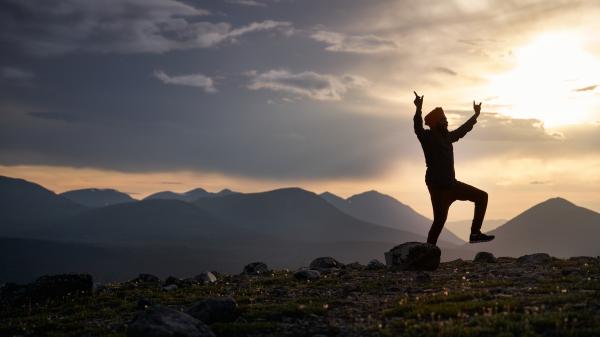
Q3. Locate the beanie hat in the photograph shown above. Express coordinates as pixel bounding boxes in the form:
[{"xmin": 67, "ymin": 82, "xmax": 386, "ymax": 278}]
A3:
[{"xmin": 424, "ymin": 107, "xmax": 445, "ymax": 128}]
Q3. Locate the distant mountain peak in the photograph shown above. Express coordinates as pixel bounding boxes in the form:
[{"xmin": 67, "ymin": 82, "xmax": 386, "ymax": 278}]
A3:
[
  {"xmin": 185, "ymin": 187, "xmax": 208, "ymax": 195},
  {"xmin": 540, "ymin": 197, "xmax": 575, "ymax": 207}
]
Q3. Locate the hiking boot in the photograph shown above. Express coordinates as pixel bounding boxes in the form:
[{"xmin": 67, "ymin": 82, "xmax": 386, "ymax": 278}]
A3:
[{"xmin": 469, "ymin": 232, "xmax": 495, "ymax": 243}]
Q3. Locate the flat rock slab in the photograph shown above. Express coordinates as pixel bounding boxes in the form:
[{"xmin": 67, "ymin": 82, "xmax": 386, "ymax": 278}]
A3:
[
  {"xmin": 128, "ymin": 305, "xmax": 215, "ymax": 337},
  {"xmin": 517, "ymin": 253, "xmax": 552, "ymax": 264},
  {"xmin": 385, "ymin": 242, "xmax": 441, "ymax": 271},
  {"xmin": 186, "ymin": 297, "xmax": 238, "ymax": 324}
]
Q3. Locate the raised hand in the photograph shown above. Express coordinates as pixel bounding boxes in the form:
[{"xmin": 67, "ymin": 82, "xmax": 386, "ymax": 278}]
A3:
[
  {"xmin": 414, "ymin": 91, "xmax": 424, "ymax": 110},
  {"xmin": 473, "ymin": 100, "xmax": 482, "ymax": 117}
]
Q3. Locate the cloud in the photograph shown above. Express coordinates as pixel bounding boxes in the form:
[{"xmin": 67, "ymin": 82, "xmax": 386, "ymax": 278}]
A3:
[
  {"xmin": 0, "ymin": 0, "xmax": 291, "ymax": 55},
  {"xmin": 226, "ymin": 0, "xmax": 267, "ymax": 7},
  {"xmin": 28, "ymin": 111, "xmax": 82, "ymax": 123},
  {"xmin": 246, "ymin": 69, "xmax": 370, "ymax": 100},
  {"xmin": 310, "ymin": 30, "xmax": 397, "ymax": 53},
  {"xmin": 433, "ymin": 67, "xmax": 458, "ymax": 76},
  {"xmin": 1, "ymin": 67, "xmax": 34, "ymax": 82},
  {"xmin": 574, "ymin": 84, "xmax": 597, "ymax": 92},
  {"xmin": 153, "ymin": 70, "xmax": 217, "ymax": 93}
]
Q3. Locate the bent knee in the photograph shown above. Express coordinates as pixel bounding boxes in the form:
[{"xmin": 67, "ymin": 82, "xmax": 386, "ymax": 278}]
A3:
[{"xmin": 480, "ymin": 190, "xmax": 488, "ymax": 202}]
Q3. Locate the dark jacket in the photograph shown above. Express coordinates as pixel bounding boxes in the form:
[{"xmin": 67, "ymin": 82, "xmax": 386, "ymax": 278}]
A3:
[{"xmin": 414, "ymin": 112, "xmax": 477, "ymax": 188}]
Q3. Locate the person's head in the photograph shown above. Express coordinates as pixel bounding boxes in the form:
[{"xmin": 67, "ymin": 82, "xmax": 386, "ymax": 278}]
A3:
[{"xmin": 424, "ymin": 107, "xmax": 448, "ymax": 132}]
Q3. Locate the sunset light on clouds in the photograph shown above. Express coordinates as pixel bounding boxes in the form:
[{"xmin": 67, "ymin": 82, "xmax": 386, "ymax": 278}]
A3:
[{"xmin": 1, "ymin": 0, "xmax": 600, "ymax": 227}]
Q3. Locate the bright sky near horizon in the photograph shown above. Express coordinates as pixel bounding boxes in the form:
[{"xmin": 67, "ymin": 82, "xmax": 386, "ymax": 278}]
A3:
[{"xmin": 1, "ymin": 0, "xmax": 600, "ymax": 225}]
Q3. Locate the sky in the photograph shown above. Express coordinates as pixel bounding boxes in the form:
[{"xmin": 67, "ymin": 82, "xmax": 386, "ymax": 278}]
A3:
[{"xmin": 1, "ymin": 0, "xmax": 600, "ymax": 226}]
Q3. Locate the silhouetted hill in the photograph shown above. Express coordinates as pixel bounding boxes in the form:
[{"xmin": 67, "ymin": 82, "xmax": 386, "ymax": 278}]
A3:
[
  {"xmin": 0, "ymin": 176, "xmax": 86, "ymax": 236},
  {"xmin": 445, "ymin": 218, "xmax": 507, "ymax": 241},
  {"xmin": 60, "ymin": 188, "xmax": 136, "ymax": 207},
  {"xmin": 40, "ymin": 199, "xmax": 261, "ymax": 247},
  {"xmin": 320, "ymin": 191, "xmax": 464, "ymax": 245},
  {"xmin": 195, "ymin": 187, "xmax": 429, "ymax": 244},
  {"xmin": 145, "ymin": 187, "xmax": 237, "ymax": 202},
  {"xmin": 483, "ymin": 197, "xmax": 600, "ymax": 257}
]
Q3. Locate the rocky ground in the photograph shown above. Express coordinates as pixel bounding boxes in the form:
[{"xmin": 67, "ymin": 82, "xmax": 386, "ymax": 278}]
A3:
[{"xmin": 1, "ymin": 253, "xmax": 600, "ymax": 337}]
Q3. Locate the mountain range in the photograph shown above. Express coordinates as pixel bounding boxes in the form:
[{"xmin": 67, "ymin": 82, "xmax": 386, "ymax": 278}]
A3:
[
  {"xmin": 60, "ymin": 188, "xmax": 136, "ymax": 207},
  {"xmin": 144, "ymin": 188, "xmax": 237, "ymax": 203},
  {"xmin": 320, "ymin": 191, "xmax": 464, "ymax": 245},
  {"xmin": 1, "ymin": 175, "xmax": 599, "ymax": 283}
]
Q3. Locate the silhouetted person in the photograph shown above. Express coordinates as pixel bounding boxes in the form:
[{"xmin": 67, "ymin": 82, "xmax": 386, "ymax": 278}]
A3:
[{"xmin": 413, "ymin": 91, "xmax": 494, "ymax": 245}]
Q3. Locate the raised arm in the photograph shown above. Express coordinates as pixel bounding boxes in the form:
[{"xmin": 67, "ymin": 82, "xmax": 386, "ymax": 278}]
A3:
[
  {"xmin": 449, "ymin": 100, "xmax": 481, "ymax": 143},
  {"xmin": 413, "ymin": 91, "xmax": 425, "ymax": 140}
]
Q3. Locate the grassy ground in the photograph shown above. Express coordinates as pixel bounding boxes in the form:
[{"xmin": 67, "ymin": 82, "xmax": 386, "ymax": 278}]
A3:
[{"xmin": 1, "ymin": 256, "xmax": 599, "ymax": 337}]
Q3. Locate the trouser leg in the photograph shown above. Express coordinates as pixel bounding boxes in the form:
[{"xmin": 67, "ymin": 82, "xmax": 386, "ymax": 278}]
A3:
[
  {"xmin": 427, "ymin": 188, "xmax": 452, "ymax": 245},
  {"xmin": 454, "ymin": 181, "xmax": 488, "ymax": 234}
]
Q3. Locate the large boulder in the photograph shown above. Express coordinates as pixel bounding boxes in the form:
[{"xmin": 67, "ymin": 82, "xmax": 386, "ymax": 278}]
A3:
[
  {"xmin": 309, "ymin": 257, "xmax": 344, "ymax": 271},
  {"xmin": 128, "ymin": 305, "xmax": 215, "ymax": 337},
  {"xmin": 242, "ymin": 262, "xmax": 270, "ymax": 275},
  {"xmin": 517, "ymin": 253, "xmax": 552, "ymax": 265},
  {"xmin": 384, "ymin": 242, "xmax": 441, "ymax": 271},
  {"xmin": 186, "ymin": 297, "xmax": 238, "ymax": 324}
]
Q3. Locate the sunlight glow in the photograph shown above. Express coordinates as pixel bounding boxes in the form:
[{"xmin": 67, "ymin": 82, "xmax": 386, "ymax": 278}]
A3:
[{"xmin": 486, "ymin": 32, "xmax": 600, "ymax": 127}]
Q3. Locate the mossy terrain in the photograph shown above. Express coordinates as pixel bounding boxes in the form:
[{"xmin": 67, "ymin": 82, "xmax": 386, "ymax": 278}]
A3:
[{"xmin": 1, "ymin": 256, "xmax": 600, "ymax": 337}]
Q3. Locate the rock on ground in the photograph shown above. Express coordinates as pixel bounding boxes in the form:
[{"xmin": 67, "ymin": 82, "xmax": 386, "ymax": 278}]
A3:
[
  {"xmin": 127, "ymin": 305, "xmax": 215, "ymax": 337},
  {"xmin": 366, "ymin": 259, "xmax": 386, "ymax": 270},
  {"xmin": 518, "ymin": 253, "xmax": 552, "ymax": 264},
  {"xmin": 309, "ymin": 257, "xmax": 345, "ymax": 271},
  {"xmin": 242, "ymin": 262, "xmax": 270, "ymax": 275},
  {"xmin": 132, "ymin": 274, "xmax": 160, "ymax": 284},
  {"xmin": 186, "ymin": 297, "xmax": 238, "ymax": 324},
  {"xmin": 384, "ymin": 242, "xmax": 441, "ymax": 271},
  {"xmin": 474, "ymin": 251, "xmax": 497, "ymax": 263},
  {"xmin": 294, "ymin": 269, "xmax": 321, "ymax": 281},
  {"xmin": 194, "ymin": 271, "xmax": 217, "ymax": 284}
]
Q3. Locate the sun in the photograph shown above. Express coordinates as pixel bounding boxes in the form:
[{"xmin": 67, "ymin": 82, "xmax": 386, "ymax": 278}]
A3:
[{"xmin": 486, "ymin": 32, "xmax": 600, "ymax": 128}]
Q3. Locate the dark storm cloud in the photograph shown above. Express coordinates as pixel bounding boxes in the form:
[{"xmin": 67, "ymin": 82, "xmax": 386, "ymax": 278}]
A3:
[
  {"xmin": 27, "ymin": 111, "xmax": 83, "ymax": 123},
  {"xmin": 0, "ymin": 0, "xmax": 291, "ymax": 55},
  {"xmin": 0, "ymin": 105, "xmax": 411, "ymax": 179}
]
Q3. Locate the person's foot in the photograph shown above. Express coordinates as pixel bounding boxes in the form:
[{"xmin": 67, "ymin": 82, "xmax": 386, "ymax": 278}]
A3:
[{"xmin": 469, "ymin": 232, "xmax": 495, "ymax": 243}]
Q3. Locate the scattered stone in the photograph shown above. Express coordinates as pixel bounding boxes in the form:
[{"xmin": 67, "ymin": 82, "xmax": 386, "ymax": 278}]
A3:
[
  {"xmin": 474, "ymin": 251, "xmax": 497, "ymax": 263},
  {"xmin": 517, "ymin": 253, "xmax": 552, "ymax": 265},
  {"xmin": 384, "ymin": 242, "xmax": 441, "ymax": 271},
  {"xmin": 345, "ymin": 262, "xmax": 365, "ymax": 270},
  {"xmin": 137, "ymin": 298, "xmax": 153, "ymax": 309},
  {"xmin": 186, "ymin": 297, "xmax": 238, "ymax": 324},
  {"xmin": 561, "ymin": 267, "xmax": 580, "ymax": 276},
  {"xmin": 242, "ymin": 262, "xmax": 270, "ymax": 275},
  {"xmin": 162, "ymin": 284, "xmax": 178, "ymax": 292},
  {"xmin": 309, "ymin": 257, "xmax": 345, "ymax": 271},
  {"xmin": 366, "ymin": 259, "xmax": 386, "ymax": 270},
  {"xmin": 194, "ymin": 271, "xmax": 217, "ymax": 284},
  {"xmin": 133, "ymin": 274, "xmax": 160, "ymax": 284},
  {"xmin": 93, "ymin": 283, "xmax": 106, "ymax": 293},
  {"xmin": 164, "ymin": 276, "xmax": 181, "ymax": 287},
  {"xmin": 128, "ymin": 305, "xmax": 215, "ymax": 337},
  {"xmin": 415, "ymin": 272, "xmax": 432, "ymax": 283},
  {"xmin": 294, "ymin": 269, "xmax": 321, "ymax": 281},
  {"xmin": 30, "ymin": 274, "xmax": 93, "ymax": 302}
]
